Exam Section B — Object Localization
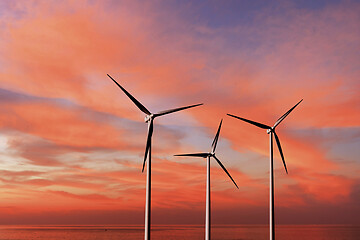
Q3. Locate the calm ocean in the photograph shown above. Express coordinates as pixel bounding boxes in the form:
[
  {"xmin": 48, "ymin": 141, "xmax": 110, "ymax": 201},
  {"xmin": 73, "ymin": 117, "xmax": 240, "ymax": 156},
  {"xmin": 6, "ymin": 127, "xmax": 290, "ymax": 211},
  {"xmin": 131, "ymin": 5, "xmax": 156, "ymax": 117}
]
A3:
[{"xmin": 0, "ymin": 225, "xmax": 359, "ymax": 240}]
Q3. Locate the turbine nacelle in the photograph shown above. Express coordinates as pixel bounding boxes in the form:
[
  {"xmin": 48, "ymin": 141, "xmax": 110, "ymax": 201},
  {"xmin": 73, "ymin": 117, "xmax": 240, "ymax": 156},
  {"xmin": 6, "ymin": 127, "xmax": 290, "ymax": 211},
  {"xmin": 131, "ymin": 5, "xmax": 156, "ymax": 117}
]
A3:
[
  {"xmin": 267, "ymin": 128, "xmax": 273, "ymax": 134},
  {"xmin": 144, "ymin": 114, "xmax": 154, "ymax": 123}
]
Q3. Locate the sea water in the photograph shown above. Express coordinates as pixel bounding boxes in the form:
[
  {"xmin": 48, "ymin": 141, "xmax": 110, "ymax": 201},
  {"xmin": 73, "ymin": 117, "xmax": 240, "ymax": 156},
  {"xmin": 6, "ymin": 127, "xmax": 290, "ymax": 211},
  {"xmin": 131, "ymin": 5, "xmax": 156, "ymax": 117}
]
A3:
[{"xmin": 0, "ymin": 225, "xmax": 359, "ymax": 240}]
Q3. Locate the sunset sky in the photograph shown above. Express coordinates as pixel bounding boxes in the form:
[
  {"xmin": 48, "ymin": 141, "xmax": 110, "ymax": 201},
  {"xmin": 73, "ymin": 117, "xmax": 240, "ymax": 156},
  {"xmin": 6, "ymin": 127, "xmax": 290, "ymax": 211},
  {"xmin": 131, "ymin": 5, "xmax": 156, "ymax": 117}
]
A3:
[{"xmin": 0, "ymin": 0, "xmax": 359, "ymax": 225}]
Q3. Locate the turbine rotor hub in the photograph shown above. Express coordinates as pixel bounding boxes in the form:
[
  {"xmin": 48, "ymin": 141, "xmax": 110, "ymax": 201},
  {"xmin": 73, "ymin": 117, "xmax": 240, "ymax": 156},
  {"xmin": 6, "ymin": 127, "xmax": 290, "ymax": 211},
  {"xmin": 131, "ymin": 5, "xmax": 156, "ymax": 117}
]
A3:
[
  {"xmin": 267, "ymin": 128, "xmax": 273, "ymax": 134},
  {"xmin": 144, "ymin": 114, "xmax": 153, "ymax": 123}
]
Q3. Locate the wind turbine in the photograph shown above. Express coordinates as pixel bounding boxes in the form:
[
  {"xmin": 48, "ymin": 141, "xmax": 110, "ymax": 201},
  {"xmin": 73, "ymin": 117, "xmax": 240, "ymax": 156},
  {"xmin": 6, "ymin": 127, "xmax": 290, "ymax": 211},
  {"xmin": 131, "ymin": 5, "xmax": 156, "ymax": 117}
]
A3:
[
  {"xmin": 174, "ymin": 119, "xmax": 238, "ymax": 240},
  {"xmin": 107, "ymin": 74, "xmax": 203, "ymax": 240},
  {"xmin": 227, "ymin": 99, "xmax": 302, "ymax": 240}
]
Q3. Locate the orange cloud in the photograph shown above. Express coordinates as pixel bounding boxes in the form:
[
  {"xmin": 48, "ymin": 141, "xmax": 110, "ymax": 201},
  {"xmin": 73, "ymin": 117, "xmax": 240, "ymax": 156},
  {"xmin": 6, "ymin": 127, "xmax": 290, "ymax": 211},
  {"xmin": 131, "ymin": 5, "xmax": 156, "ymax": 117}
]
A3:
[{"xmin": 0, "ymin": 101, "xmax": 131, "ymax": 149}]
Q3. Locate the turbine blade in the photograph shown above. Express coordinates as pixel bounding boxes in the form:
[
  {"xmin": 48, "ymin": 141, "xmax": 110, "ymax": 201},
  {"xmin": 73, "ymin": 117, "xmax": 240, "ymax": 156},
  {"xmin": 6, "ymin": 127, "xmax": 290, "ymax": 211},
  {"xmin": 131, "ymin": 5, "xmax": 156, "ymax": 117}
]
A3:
[
  {"xmin": 227, "ymin": 114, "xmax": 271, "ymax": 129},
  {"xmin": 211, "ymin": 119, "xmax": 223, "ymax": 153},
  {"xmin": 174, "ymin": 153, "xmax": 209, "ymax": 158},
  {"xmin": 154, "ymin": 103, "xmax": 203, "ymax": 117},
  {"xmin": 107, "ymin": 74, "xmax": 151, "ymax": 115},
  {"xmin": 273, "ymin": 131, "xmax": 288, "ymax": 174},
  {"xmin": 213, "ymin": 155, "xmax": 239, "ymax": 189},
  {"xmin": 273, "ymin": 99, "xmax": 303, "ymax": 128},
  {"xmin": 142, "ymin": 120, "xmax": 154, "ymax": 172}
]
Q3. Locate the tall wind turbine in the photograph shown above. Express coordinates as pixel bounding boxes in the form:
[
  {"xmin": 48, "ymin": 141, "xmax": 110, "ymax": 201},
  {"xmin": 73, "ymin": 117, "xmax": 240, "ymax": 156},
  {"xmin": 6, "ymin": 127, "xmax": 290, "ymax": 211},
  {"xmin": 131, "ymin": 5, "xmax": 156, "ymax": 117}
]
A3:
[
  {"xmin": 107, "ymin": 74, "xmax": 202, "ymax": 240},
  {"xmin": 174, "ymin": 119, "xmax": 238, "ymax": 240},
  {"xmin": 227, "ymin": 99, "xmax": 302, "ymax": 240}
]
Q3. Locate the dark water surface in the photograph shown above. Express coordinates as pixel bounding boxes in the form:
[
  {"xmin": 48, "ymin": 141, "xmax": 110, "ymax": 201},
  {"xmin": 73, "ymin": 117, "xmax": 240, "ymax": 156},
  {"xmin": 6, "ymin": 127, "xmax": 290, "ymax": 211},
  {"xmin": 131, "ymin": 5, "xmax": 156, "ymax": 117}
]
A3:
[{"xmin": 0, "ymin": 225, "xmax": 359, "ymax": 240}]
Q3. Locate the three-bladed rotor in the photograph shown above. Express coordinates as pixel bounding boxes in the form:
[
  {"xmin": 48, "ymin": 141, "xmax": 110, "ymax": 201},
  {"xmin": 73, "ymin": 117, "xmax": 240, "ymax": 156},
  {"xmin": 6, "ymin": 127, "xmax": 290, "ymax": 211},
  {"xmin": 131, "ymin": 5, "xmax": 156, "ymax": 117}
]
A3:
[
  {"xmin": 107, "ymin": 74, "xmax": 203, "ymax": 172},
  {"xmin": 175, "ymin": 119, "xmax": 239, "ymax": 189},
  {"xmin": 227, "ymin": 99, "xmax": 303, "ymax": 174}
]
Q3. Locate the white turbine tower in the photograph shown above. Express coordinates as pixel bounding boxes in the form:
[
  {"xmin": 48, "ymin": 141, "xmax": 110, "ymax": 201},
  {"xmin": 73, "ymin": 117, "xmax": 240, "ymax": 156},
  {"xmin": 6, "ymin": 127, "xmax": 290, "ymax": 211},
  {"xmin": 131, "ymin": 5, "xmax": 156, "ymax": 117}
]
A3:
[
  {"xmin": 227, "ymin": 99, "xmax": 302, "ymax": 240},
  {"xmin": 174, "ymin": 119, "xmax": 238, "ymax": 240},
  {"xmin": 107, "ymin": 74, "xmax": 203, "ymax": 240}
]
